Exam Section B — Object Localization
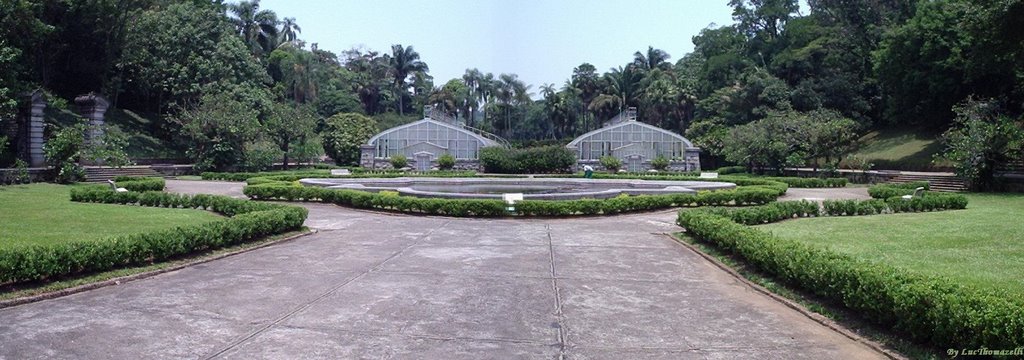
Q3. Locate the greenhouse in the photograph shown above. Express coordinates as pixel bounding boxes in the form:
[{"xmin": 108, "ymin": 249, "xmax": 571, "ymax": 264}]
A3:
[
  {"xmin": 359, "ymin": 106, "xmax": 508, "ymax": 170},
  {"xmin": 566, "ymin": 109, "xmax": 701, "ymax": 172}
]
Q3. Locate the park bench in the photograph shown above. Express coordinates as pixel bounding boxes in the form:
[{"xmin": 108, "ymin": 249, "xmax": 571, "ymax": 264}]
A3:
[
  {"xmin": 699, "ymin": 172, "xmax": 719, "ymax": 179},
  {"xmin": 901, "ymin": 187, "xmax": 925, "ymax": 200},
  {"xmin": 107, "ymin": 180, "xmax": 128, "ymax": 193},
  {"xmin": 330, "ymin": 169, "xmax": 351, "ymax": 176}
]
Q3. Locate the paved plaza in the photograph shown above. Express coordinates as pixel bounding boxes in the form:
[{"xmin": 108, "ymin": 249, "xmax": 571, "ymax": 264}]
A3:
[{"xmin": 0, "ymin": 181, "xmax": 884, "ymax": 359}]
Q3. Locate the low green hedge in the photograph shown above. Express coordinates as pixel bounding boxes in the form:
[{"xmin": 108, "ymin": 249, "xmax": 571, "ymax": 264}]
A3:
[
  {"xmin": 113, "ymin": 176, "xmax": 166, "ymax": 192},
  {"xmin": 243, "ymin": 184, "xmax": 781, "ymax": 217},
  {"xmin": 0, "ymin": 188, "xmax": 307, "ymax": 284},
  {"xmin": 868, "ymin": 181, "xmax": 930, "ymax": 199},
  {"xmin": 676, "ymin": 197, "xmax": 1024, "ymax": 350},
  {"xmin": 697, "ymin": 194, "xmax": 968, "ymax": 225}
]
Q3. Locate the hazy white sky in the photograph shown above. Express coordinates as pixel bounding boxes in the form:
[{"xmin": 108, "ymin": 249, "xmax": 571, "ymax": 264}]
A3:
[{"xmin": 256, "ymin": 0, "xmax": 793, "ymax": 91}]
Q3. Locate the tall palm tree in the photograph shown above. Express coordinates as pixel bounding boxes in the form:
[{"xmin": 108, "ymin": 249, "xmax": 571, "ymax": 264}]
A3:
[
  {"xmin": 605, "ymin": 66, "xmax": 643, "ymax": 111},
  {"xmin": 632, "ymin": 46, "xmax": 671, "ymax": 72},
  {"xmin": 461, "ymin": 68, "xmax": 484, "ymax": 127},
  {"xmin": 227, "ymin": 0, "xmax": 280, "ymax": 57},
  {"xmin": 389, "ymin": 44, "xmax": 429, "ymax": 116},
  {"xmin": 279, "ymin": 17, "xmax": 301, "ymax": 45}
]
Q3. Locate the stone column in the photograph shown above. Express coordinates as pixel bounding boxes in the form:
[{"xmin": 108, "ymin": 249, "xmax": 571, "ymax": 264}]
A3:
[
  {"xmin": 685, "ymin": 148, "xmax": 702, "ymax": 172},
  {"xmin": 359, "ymin": 144, "xmax": 376, "ymax": 168},
  {"xmin": 74, "ymin": 93, "xmax": 110, "ymax": 144},
  {"xmin": 19, "ymin": 90, "xmax": 46, "ymax": 167}
]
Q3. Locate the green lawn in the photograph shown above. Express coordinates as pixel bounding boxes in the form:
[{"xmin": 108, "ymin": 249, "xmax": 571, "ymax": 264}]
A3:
[
  {"xmin": 758, "ymin": 193, "xmax": 1024, "ymax": 294},
  {"xmin": 0, "ymin": 183, "xmax": 221, "ymax": 248}
]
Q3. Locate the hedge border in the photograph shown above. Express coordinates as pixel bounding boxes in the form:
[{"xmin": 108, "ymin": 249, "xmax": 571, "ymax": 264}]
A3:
[
  {"xmin": 0, "ymin": 188, "xmax": 308, "ymax": 285},
  {"xmin": 0, "ymin": 229, "xmax": 313, "ymax": 309},
  {"xmin": 676, "ymin": 196, "xmax": 1024, "ymax": 350},
  {"xmin": 242, "ymin": 183, "xmax": 783, "ymax": 217}
]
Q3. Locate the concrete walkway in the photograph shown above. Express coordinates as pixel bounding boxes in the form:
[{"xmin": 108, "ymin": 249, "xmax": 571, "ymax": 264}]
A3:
[{"xmin": 0, "ymin": 181, "xmax": 885, "ymax": 359}]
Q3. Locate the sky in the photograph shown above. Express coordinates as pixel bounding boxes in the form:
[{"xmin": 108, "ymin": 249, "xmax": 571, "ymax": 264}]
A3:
[{"xmin": 256, "ymin": 0, "xmax": 745, "ymax": 93}]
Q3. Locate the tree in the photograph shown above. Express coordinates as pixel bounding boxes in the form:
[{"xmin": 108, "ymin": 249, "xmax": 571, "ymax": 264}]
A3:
[
  {"xmin": 389, "ymin": 44, "xmax": 429, "ymax": 115},
  {"xmin": 796, "ymin": 109, "xmax": 859, "ymax": 172},
  {"xmin": 321, "ymin": 113, "xmax": 377, "ymax": 166},
  {"xmin": 278, "ymin": 17, "xmax": 301, "ymax": 45},
  {"xmin": 632, "ymin": 47, "xmax": 672, "ymax": 72},
  {"xmin": 939, "ymin": 98, "xmax": 1024, "ymax": 190},
  {"xmin": 265, "ymin": 103, "xmax": 317, "ymax": 169},
  {"xmin": 117, "ymin": 2, "xmax": 269, "ymax": 116},
  {"xmin": 227, "ymin": 0, "xmax": 280, "ymax": 57},
  {"xmin": 175, "ymin": 92, "xmax": 262, "ymax": 171}
]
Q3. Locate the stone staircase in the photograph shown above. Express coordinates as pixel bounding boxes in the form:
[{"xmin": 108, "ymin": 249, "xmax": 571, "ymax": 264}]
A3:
[
  {"xmin": 889, "ymin": 173, "xmax": 969, "ymax": 192},
  {"xmin": 84, "ymin": 166, "xmax": 164, "ymax": 182}
]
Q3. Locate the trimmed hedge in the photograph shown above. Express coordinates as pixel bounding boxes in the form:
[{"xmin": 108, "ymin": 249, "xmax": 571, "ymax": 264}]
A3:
[
  {"xmin": 479, "ymin": 146, "xmax": 576, "ymax": 174},
  {"xmin": 243, "ymin": 184, "xmax": 781, "ymax": 217},
  {"xmin": 698, "ymin": 194, "xmax": 968, "ymax": 225},
  {"xmin": 113, "ymin": 176, "xmax": 166, "ymax": 192},
  {"xmin": 676, "ymin": 197, "xmax": 1024, "ymax": 350},
  {"xmin": 0, "ymin": 188, "xmax": 307, "ymax": 284},
  {"xmin": 868, "ymin": 181, "xmax": 931, "ymax": 199}
]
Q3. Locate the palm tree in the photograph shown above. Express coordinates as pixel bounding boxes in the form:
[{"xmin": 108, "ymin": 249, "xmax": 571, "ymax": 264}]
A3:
[
  {"xmin": 605, "ymin": 66, "xmax": 643, "ymax": 112},
  {"xmin": 389, "ymin": 44, "xmax": 429, "ymax": 116},
  {"xmin": 632, "ymin": 46, "xmax": 671, "ymax": 72},
  {"xmin": 227, "ymin": 0, "xmax": 280, "ymax": 57},
  {"xmin": 279, "ymin": 17, "xmax": 301, "ymax": 45},
  {"xmin": 461, "ymin": 68, "xmax": 484, "ymax": 127}
]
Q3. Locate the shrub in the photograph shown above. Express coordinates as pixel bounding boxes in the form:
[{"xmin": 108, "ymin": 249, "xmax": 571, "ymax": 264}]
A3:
[
  {"xmin": 390, "ymin": 154, "xmax": 408, "ymax": 169},
  {"xmin": 0, "ymin": 189, "xmax": 308, "ymax": 284},
  {"xmin": 43, "ymin": 123, "xmax": 87, "ymax": 184},
  {"xmin": 437, "ymin": 153, "xmax": 456, "ymax": 170},
  {"xmin": 675, "ymin": 198, "xmax": 1023, "ymax": 351},
  {"xmin": 599, "ymin": 156, "xmax": 622, "ymax": 172},
  {"xmin": 650, "ymin": 155, "xmax": 670, "ymax": 171},
  {"xmin": 321, "ymin": 113, "xmax": 377, "ymax": 166},
  {"xmin": 480, "ymin": 146, "xmax": 575, "ymax": 174}
]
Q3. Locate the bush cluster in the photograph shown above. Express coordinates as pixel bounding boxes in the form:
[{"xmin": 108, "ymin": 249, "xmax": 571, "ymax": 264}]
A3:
[
  {"xmin": 479, "ymin": 146, "xmax": 576, "ymax": 174},
  {"xmin": 599, "ymin": 155, "xmax": 622, "ymax": 171},
  {"xmin": 867, "ymin": 181, "xmax": 930, "ymax": 199},
  {"xmin": 113, "ymin": 176, "xmax": 166, "ymax": 192},
  {"xmin": 437, "ymin": 153, "xmax": 456, "ymax": 170},
  {"xmin": 243, "ymin": 184, "xmax": 781, "ymax": 217},
  {"xmin": 0, "ymin": 189, "xmax": 308, "ymax": 284},
  {"xmin": 676, "ymin": 197, "xmax": 1024, "ymax": 350}
]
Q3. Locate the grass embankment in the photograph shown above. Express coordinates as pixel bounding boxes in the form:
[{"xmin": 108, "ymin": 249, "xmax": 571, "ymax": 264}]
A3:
[
  {"xmin": 0, "ymin": 183, "xmax": 221, "ymax": 248},
  {"xmin": 842, "ymin": 127, "xmax": 952, "ymax": 171},
  {"xmin": 758, "ymin": 193, "xmax": 1024, "ymax": 294}
]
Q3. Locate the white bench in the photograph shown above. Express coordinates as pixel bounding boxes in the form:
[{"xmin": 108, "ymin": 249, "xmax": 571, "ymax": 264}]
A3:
[
  {"xmin": 107, "ymin": 180, "xmax": 128, "ymax": 193},
  {"xmin": 330, "ymin": 169, "xmax": 351, "ymax": 176},
  {"xmin": 699, "ymin": 172, "xmax": 719, "ymax": 179},
  {"xmin": 901, "ymin": 187, "xmax": 925, "ymax": 200}
]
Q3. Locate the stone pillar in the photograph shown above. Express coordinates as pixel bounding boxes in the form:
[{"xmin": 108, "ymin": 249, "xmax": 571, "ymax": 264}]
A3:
[
  {"xmin": 19, "ymin": 90, "xmax": 47, "ymax": 167},
  {"xmin": 685, "ymin": 147, "xmax": 702, "ymax": 172},
  {"xmin": 74, "ymin": 93, "xmax": 109, "ymax": 144},
  {"xmin": 359, "ymin": 144, "xmax": 376, "ymax": 168}
]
